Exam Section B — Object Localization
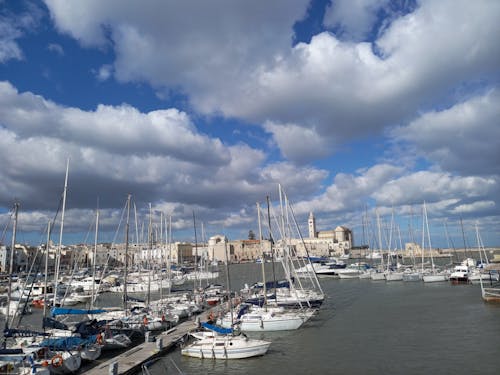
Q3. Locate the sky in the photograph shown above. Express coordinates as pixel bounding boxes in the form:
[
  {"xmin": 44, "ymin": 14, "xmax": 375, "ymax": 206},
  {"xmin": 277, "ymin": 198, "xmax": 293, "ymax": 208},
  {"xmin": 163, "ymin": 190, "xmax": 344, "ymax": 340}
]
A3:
[{"xmin": 0, "ymin": 0, "xmax": 499, "ymax": 250}]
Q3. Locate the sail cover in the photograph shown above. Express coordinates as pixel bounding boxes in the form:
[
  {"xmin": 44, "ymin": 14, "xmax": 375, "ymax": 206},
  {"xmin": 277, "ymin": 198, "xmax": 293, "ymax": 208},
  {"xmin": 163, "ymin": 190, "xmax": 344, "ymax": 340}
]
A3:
[
  {"xmin": 51, "ymin": 307, "xmax": 107, "ymax": 317},
  {"xmin": 201, "ymin": 322, "xmax": 233, "ymax": 334}
]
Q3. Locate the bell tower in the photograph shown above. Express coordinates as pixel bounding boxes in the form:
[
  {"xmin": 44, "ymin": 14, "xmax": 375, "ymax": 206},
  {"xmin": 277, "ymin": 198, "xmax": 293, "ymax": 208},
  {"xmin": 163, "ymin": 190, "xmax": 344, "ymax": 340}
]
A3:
[{"xmin": 308, "ymin": 212, "xmax": 317, "ymax": 238}]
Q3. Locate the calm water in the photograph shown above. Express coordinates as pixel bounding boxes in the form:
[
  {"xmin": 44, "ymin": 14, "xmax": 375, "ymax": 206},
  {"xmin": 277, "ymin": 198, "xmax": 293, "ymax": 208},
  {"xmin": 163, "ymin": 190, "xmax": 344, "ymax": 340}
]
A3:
[
  {"xmin": 149, "ymin": 263, "xmax": 500, "ymax": 375},
  {"xmin": 3, "ymin": 263, "xmax": 499, "ymax": 374}
]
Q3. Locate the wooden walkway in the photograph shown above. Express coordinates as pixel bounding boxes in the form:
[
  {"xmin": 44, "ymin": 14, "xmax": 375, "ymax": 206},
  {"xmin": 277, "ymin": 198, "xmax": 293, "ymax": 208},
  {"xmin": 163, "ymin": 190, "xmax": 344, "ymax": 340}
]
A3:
[{"xmin": 82, "ymin": 318, "xmax": 199, "ymax": 375}]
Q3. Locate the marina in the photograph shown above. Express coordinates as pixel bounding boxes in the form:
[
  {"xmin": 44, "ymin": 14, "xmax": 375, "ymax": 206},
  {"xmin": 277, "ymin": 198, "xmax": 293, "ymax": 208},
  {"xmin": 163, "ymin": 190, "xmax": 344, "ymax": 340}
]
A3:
[{"xmin": 2, "ymin": 260, "xmax": 499, "ymax": 375}]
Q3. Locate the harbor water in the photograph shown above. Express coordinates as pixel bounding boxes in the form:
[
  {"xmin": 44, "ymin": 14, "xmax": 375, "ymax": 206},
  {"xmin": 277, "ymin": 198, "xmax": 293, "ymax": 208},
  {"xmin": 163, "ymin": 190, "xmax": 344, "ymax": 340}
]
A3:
[
  {"xmin": 3, "ymin": 262, "xmax": 499, "ymax": 374},
  {"xmin": 149, "ymin": 263, "xmax": 500, "ymax": 375}
]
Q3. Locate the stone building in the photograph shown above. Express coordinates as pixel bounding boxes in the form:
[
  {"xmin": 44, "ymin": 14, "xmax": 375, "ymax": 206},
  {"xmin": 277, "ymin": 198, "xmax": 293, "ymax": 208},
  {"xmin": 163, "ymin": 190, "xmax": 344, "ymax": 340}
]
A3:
[{"xmin": 303, "ymin": 212, "xmax": 353, "ymax": 257}]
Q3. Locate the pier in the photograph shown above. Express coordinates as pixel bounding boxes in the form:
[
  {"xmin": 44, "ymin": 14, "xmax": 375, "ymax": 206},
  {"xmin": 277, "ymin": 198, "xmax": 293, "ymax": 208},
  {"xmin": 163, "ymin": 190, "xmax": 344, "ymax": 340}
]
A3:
[{"xmin": 82, "ymin": 318, "xmax": 199, "ymax": 375}]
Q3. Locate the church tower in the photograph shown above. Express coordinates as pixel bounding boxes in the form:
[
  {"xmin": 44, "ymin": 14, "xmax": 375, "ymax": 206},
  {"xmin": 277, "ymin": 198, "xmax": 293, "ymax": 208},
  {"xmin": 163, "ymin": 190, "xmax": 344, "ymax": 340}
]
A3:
[{"xmin": 308, "ymin": 212, "xmax": 317, "ymax": 238}]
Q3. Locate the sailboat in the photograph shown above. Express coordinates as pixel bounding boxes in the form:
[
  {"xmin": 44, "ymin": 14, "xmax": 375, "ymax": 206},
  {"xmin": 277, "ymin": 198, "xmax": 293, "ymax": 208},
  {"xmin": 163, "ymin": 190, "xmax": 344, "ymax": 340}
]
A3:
[
  {"xmin": 181, "ymin": 322, "xmax": 271, "ymax": 359},
  {"xmin": 421, "ymin": 202, "xmax": 448, "ymax": 283},
  {"xmin": 182, "ymin": 233, "xmax": 271, "ymax": 359},
  {"xmin": 469, "ymin": 223, "xmax": 499, "ymax": 284},
  {"xmin": 370, "ymin": 209, "xmax": 386, "ymax": 281},
  {"xmin": 218, "ymin": 202, "xmax": 315, "ymax": 332}
]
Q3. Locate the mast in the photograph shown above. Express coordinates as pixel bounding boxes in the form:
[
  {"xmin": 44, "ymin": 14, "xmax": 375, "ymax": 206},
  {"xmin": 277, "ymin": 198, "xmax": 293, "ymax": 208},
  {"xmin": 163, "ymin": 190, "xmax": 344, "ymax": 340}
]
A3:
[
  {"xmin": 460, "ymin": 216, "xmax": 468, "ymax": 261},
  {"xmin": 91, "ymin": 204, "xmax": 99, "ymax": 310},
  {"xmin": 147, "ymin": 203, "xmax": 152, "ymax": 306},
  {"xmin": 443, "ymin": 219, "xmax": 457, "ymax": 264},
  {"xmin": 5, "ymin": 202, "xmax": 19, "ymax": 329},
  {"xmin": 223, "ymin": 236, "xmax": 234, "ymax": 329},
  {"xmin": 123, "ymin": 194, "xmax": 131, "ymax": 313},
  {"xmin": 192, "ymin": 210, "xmax": 199, "ymax": 290},
  {"xmin": 53, "ymin": 158, "xmax": 69, "ymax": 307},
  {"xmin": 423, "ymin": 202, "xmax": 435, "ymax": 272},
  {"xmin": 376, "ymin": 208, "xmax": 383, "ymax": 268},
  {"xmin": 42, "ymin": 221, "xmax": 51, "ymax": 319},
  {"xmin": 266, "ymin": 195, "xmax": 277, "ymax": 303},
  {"xmin": 257, "ymin": 202, "xmax": 267, "ymax": 309}
]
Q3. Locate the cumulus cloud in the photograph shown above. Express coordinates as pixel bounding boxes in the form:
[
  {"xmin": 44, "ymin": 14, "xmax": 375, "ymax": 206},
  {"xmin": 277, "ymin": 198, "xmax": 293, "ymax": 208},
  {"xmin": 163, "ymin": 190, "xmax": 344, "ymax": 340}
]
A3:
[
  {"xmin": 291, "ymin": 165, "xmax": 498, "ymax": 227},
  {"xmin": 42, "ymin": 0, "xmax": 500, "ymax": 164},
  {"xmin": 0, "ymin": 81, "xmax": 328, "ymax": 237},
  {"xmin": 390, "ymin": 90, "xmax": 500, "ymax": 176},
  {"xmin": 263, "ymin": 121, "xmax": 331, "ymax": 163},
  {"xmin": 323, "ymin": 0, "xmax": 390, "ymax": 41}
]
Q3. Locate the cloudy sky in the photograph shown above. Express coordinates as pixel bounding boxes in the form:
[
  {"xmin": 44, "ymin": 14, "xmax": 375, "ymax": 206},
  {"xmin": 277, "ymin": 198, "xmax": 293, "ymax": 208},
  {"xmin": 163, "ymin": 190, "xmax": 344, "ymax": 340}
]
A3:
[{"xmin": 1, "ymin": 0, "xmax": 499, "ymax": 249}]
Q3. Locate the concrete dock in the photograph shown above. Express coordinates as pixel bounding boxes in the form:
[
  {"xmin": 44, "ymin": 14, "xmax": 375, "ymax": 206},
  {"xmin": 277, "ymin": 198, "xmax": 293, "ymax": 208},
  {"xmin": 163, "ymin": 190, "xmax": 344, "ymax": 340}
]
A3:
[{"xmin": 82, "ymin": 318, "xmax": 199, "ymax": 375}]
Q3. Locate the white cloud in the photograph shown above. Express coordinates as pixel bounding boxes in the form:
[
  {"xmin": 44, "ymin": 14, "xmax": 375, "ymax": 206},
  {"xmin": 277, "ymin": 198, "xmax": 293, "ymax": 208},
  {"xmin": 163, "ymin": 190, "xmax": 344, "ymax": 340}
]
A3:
[
  {"xmin": 263, "ymin": 121, "xmax": 331, "ymax": 163},
  {"xmin": 291, "ymin": 165, "xmax": 498, "ymax": 223},
  {"xmin": 41, "ymin": 1, "xmax": 500, "ymax": 164},
  {"xmin": 0, "ymin": 16, "xmax": 24, "ymax": 62},
  {"xmin": 323, "ymin": 0, "xmax": 390, "ymax": 41},
  {"xmin": 96, "ymin": 64, "xmax": 112, "ymax": 81},
  {"xmin": 47, "ymin": 43, "xmax": 64, "ymax": 56},
  {"xmin": 0, "ymin": 81, "xmax": 328, "ymax": 236},
  {"xmin": 390, "ymin": 90, "xmax": 500, "ymax": 175}
]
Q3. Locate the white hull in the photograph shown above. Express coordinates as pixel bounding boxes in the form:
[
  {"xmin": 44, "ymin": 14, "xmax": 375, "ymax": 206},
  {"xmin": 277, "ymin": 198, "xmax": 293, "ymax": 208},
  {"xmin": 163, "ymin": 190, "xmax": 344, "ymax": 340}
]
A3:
[
  {"xmin": 402, "ymin": 272, "xmax": 422, "ymax": 282},
  {"xmin": 80, "ymin": 344, "xmax": 101, "ymax": 361},
  {"xmin": 48, "ymin": 350, "xmax": 81, "ymax": 374},
  {"xmin": 385, "ymin": 272, "xmax": 404, "ymax": 281},
  {"xmin": 370, "ymin": 272, "xmax": 386, "ymax": 281},
  {"xmin": 337, "ymin": 267, "xmax": 364, "ymax": 279},
  {"xmin": 102, "ymin": 333, "xmax": 132, "ymax": 350},
  {"xmin": 423, "ymin": 274, "xmax": 448, "ymax": 283},
  {"xmin": 469, "ymin": 273, "xmax": 499, "ymax": 285},
  {"xmin": 181, "ymin": 335, "xmax": 270, "ymax": 359},
  {"xmin": 220, "ymin": 310, "xmax": 313, "ymax": 332}
]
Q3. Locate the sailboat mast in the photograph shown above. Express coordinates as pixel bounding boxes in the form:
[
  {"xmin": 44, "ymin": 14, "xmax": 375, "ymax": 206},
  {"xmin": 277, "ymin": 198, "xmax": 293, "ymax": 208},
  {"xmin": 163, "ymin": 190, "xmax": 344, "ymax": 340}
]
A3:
[
  {"xmin": 53, "ymin": 158, "xmax": 69, "ymax": 307},
  {"xmin": 43, "ymin": 221, "xmax": 51, "ymax": 319},
  {"xmin": 257, "ymin": 202, "xmax": 267, "ymax": 309},
  {"xmin": 423, "ymin": 202, "xmax": 434, "ymax": 271},
  {"xmin": 224, "ymin": 237, "xmax": 234, "ymax": 328},
  {"xmin": 460, "ymin": 216, "xmax": 468, "ymax": 260},
  {"xmin": 147, "ymin": 203, "xmax": 152, "ymax": 306},
  {"xmin": 192, "ymin": 210, "xmax": 199, "ymax": 290},
  {"xmin": 91, "ymin": 205, "xmax": 99, "ymax": 310},
  {"xmin": 123, "ymin": 194, "xmax": 131, "ymax": 313},
  {"xmin": 266, "ymin": 195, "xmax": 277, "ymax": 303},
  {"xmin": 5, "ymin": 202, "xmax": 19, "ymax": 328},
  {"xmin": 376, "ymin": 209, "xmax": 383, "ymax": 267}
]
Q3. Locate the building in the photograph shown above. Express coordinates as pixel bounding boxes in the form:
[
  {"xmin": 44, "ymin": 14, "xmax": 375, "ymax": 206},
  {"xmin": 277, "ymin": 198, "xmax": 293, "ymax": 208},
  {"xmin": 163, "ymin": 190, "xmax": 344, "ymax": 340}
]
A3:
[{"xmin": 303, "ymin": 212, "xmax": 353, "ymax": 257}]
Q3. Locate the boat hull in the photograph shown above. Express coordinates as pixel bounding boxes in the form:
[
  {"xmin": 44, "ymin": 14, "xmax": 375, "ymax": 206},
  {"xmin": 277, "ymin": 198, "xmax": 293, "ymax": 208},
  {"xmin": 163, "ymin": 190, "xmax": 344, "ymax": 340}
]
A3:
[{"xmin": 181, "ymin": 337, "xmax": 270, "ymax": 359}]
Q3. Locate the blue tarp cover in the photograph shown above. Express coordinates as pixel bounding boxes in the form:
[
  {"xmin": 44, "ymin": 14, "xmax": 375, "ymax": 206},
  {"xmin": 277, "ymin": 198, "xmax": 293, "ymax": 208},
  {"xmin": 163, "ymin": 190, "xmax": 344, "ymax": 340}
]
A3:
[
  {"xmin": 201, "ymin": 322, "xmax": 233, "ymax": 334},
  {"xmin": 39, "ymin": 335, "xmax": 97, "ymax": 350},
  {"xmin": 51, "ymin": 307, "xmax": 107, "ymax": 317}
]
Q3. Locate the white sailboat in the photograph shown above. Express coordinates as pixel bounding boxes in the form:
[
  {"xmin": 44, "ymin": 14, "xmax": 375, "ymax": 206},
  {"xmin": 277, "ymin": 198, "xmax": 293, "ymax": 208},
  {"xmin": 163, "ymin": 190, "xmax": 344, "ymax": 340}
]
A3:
[
  {"xmin": 181, "ymin": 323, "xmax": 271, "ymax": 359},
  {"xmin": 371, "ymin": 209, "xmax": 386, "ymax": 281},
  {"xmin": 421, "ymin": 202, "xmax": 448, "ymax": 283},
  {"xmin": 183, "ymin": 229, "xmax": 271, "ymax": 359}
]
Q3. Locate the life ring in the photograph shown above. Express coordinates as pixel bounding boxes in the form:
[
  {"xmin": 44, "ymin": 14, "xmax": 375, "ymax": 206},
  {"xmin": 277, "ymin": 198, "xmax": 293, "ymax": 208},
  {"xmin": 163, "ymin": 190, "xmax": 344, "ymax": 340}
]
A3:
[
  {"xmin": 51, "ymin": 354, "xmax": 64, "ymax": 368},
  {"xmin": 97, "ymin": 333, "xmax": 103, "ymax": 345}
]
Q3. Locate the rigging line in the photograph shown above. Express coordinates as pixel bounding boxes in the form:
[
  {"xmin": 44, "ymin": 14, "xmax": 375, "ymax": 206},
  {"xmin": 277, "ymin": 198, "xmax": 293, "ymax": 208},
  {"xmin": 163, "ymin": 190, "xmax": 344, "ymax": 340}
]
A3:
[
  {"xmin": 287, "ymin": 196, "xmax": 323, "ymax": 295},
  {"xmin": 0, "ymin": 206, "xmax": 15, "ymax": 244}
]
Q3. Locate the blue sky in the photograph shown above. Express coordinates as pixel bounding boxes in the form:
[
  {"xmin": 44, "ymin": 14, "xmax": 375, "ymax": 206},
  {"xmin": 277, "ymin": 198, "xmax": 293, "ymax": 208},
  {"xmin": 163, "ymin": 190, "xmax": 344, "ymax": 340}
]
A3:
[{"xmin": 1, "ymin": 0, "xmax": 499, "ymax": 250}]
